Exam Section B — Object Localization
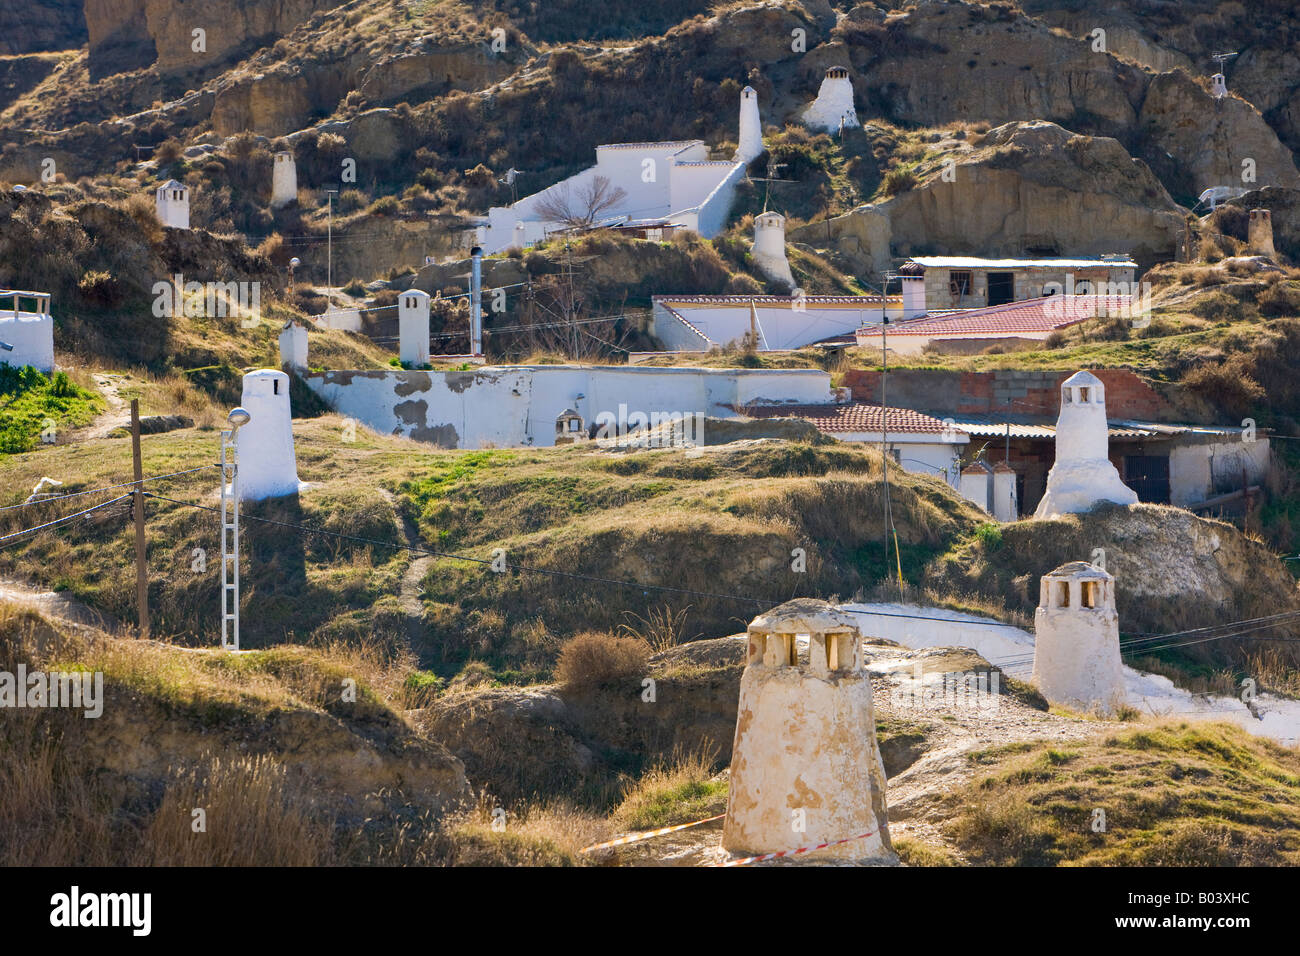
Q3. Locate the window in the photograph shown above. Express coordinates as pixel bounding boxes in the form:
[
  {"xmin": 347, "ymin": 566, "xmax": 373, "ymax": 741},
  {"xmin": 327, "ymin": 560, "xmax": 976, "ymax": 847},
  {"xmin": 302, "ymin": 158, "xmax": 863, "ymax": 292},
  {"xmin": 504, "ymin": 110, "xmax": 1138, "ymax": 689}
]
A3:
[
  {"xmin": 949, "ymin": 271, "xmax": 972, "ymax": 298},
  {"xmin": 1078, "ymin": 387, "xmax": 1090, "ymax": 403}
]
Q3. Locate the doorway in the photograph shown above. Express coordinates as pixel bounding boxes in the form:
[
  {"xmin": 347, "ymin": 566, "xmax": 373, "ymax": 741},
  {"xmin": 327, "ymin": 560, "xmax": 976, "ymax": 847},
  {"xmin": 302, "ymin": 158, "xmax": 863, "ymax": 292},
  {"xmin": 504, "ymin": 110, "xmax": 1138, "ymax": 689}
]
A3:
[{"xmin": 987, "ymin": 272, "xmax": 1015, "ymax": 306}]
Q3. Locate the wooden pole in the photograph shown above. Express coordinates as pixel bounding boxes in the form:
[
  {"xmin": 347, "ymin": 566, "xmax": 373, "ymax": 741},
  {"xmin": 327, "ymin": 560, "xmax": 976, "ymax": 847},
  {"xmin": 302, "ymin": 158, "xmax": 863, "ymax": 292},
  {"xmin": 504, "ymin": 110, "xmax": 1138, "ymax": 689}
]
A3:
[{"xmin": 130, "ymin": 399, "xmax": 149, "ymax": 638}]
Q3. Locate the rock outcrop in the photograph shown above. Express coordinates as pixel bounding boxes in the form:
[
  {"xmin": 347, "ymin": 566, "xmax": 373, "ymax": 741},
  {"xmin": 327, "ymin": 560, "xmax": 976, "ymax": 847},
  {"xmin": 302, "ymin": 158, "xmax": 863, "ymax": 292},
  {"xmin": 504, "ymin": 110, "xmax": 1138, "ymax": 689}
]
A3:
[
  {"xmin": 788, "ymin": 203, "xmax": 892, "ymax": 277},
  {"xmin": 880, "ymin": 121, "xmax": 1187, "ymax": 267},
  {"xmin": 85, "ymin": 0, "xmax": 346, "ymax": 80},
  {"xmin": 1138, "ymin": 70, "xmax": 1300, "ymax": 198}
]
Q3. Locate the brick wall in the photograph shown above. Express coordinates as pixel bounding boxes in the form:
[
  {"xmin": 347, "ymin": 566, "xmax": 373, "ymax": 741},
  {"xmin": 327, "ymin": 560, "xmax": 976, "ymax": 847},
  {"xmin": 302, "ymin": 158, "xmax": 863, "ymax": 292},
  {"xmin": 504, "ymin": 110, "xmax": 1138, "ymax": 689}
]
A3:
[{"xmin": 843, "ymin": 368, "xmax": 1168, "ymax": 420}]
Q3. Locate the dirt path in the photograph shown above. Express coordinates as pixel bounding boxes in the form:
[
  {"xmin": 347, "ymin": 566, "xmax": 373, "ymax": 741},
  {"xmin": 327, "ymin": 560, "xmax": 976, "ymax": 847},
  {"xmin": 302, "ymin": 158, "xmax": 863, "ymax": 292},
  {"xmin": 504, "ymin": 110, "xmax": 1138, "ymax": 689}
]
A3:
[
  {"xmin": 379, "ymin": 489, "xmax": 438, "ymax": 661},
  {"xmin": 72, "ymin": 372, "xmax": 131, "ymax": 440},
  {"xmin": 0, "ymin": 575, "xmax": 120, "ymax": 633}
]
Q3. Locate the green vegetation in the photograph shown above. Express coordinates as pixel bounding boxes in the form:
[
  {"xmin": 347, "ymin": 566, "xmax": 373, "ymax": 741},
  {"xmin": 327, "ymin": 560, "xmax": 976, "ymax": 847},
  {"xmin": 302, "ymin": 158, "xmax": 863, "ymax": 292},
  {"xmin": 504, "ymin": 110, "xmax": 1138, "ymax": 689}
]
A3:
[{"xmin": 0, "ymin": 366, "xmax": 101, "ymax": 453}]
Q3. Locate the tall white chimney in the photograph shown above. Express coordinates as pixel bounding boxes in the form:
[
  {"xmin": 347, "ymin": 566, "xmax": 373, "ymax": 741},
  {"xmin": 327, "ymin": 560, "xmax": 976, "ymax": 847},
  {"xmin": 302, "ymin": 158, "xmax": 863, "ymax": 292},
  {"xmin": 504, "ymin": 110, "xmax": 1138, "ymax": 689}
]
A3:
[
  {"xmin": 734, "ymin": 85, "xmax": 763, "ymax": 164},
  {"xmin": 752, "ymin": 211, "xmax": 795, "ymax": 288},
  {"xmin": 399, "ymin": 289, "xmax": 431, "ymax": 366},
  {"xmin": 271, "ymin": 151, "xmax": 298, "ymax": 208}
]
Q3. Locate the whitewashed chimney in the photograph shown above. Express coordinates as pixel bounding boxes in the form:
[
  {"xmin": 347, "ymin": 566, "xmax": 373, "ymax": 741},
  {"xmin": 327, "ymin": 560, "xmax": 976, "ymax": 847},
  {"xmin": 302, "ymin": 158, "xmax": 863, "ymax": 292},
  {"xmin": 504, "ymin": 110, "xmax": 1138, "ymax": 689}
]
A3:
[
  {"xmin": 1211, "ymin": 73, "xmax": 1228, "ymax": 99},
  {"xmin": 724, "ymin": 599, "xmax": 894, "ymax": 863},
  {"xmin": 959, "ymin": 460, "xmax": 992, "ymax": 513},
  {"xmin": 734, "ymin": 85, "xmax": 763, "ymax": 164},
  {"xmin": 1032, "ymin": 562, "xmax": 1126, "ymax": 715},
  {"xmin": 900, "ymin": 271, "xmax": 926, "ymax": 319},
  {"xmin": 992, "ymin": 462, "xmax": 1018, "ymax": 522},
  {"xmin": 272, "ymin": 151, "xmax": 298, "ymax": 208},
  {"xmin": 399, "ymin": 289, "xmax": 432, "ymax": 367},
  {"xmin": 802, "ymin": 66, "xmax": 860, "ymax": 133},
  {"xmin": 1034, "ymin": 370, "xmax": 1138, "ymax": 518},
  {"xmin": 155, "ymin": 180, "xmax": 190, "ymax": 230},
  {"xmin": 752, "ymin": 211, "xmax": 795, "ymax": 288},
  {"xmin": 236, "ymin": 370, "xmax": 301, "ymax": 501},
  {"xmin": 279, "ymin": 321, "xmax": 308, "ymax": 372}
]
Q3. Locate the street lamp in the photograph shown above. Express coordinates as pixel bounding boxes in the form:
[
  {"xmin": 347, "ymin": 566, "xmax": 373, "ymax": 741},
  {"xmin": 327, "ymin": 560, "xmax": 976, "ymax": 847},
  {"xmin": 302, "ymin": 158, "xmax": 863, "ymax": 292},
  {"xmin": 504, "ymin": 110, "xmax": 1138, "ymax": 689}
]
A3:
[
  {"xmin": 220, "ymin": 406, "xmax": 251, "ymax": 651},
  {"xmin": 288, "ymin": 256, "xmax": 300, "ymax": 293}
]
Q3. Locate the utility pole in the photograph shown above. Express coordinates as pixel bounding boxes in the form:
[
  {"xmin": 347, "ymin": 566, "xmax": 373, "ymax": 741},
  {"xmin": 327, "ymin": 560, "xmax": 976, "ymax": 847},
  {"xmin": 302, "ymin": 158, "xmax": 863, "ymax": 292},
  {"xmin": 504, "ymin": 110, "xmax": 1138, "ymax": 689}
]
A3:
[
  {"xmin": 326, "ymin": 188, "xmax": 338, "ymax": 316},
  {"xmin": 130, "ymin": 399, "xmax": 149, "ymax": 638}
]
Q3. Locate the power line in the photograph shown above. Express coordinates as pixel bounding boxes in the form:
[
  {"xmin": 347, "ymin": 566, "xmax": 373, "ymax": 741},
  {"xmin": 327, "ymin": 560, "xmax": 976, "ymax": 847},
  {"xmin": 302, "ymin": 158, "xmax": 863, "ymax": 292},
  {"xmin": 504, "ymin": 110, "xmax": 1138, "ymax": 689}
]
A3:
[
  {"xmin": 0, "ymin": 495, "xmax": 133, "ymax": 548},
  {"xmin": 0, "ymin": 466, "xmax": 219, "ymax": 513}
]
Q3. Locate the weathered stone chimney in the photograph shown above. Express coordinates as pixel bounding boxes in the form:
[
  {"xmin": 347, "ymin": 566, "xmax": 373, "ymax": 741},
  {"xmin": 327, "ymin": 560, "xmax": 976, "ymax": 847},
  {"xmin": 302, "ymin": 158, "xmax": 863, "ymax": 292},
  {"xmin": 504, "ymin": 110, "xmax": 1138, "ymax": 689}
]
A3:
[{"xmin": 1248, "ymin": 209, "xmax": 1276, "ymax": 259}]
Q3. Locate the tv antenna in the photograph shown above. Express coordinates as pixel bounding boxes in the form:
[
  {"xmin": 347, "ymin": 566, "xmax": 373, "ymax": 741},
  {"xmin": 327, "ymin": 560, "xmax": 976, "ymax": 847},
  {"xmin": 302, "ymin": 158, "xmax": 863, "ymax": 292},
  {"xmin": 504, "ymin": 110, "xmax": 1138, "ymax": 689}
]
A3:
[
  {"xmin": 748, "ymin": 160, "xmax": 790, "ymax": 212},
  {"xmin": 1212, "ymin": 51, "xmax": 1238, "ymax": 72}
]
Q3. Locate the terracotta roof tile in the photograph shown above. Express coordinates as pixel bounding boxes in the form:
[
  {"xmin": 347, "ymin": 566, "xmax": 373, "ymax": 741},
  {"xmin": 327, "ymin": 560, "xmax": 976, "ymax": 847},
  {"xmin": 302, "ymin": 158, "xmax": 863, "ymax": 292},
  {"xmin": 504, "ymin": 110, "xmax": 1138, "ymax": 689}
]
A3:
[
  {"xmin": 741, "ymin": 403, "xmax": 962, "ymax": 435},
  {"xmin": 859, "ymin": 294, "xmax": 1132, "ymax": 338}
]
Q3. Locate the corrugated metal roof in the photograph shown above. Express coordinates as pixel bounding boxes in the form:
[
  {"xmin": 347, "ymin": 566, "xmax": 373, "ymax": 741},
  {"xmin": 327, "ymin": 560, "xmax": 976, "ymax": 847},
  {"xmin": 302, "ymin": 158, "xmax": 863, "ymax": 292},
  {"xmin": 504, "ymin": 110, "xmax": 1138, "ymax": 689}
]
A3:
[
  {"xmin": 947, "ymin": 416, "xmax": 1177, "ymax": 440},
  {"xmin": 908, "ymin": 256, "xmax": 1138, "ymax": 270}
]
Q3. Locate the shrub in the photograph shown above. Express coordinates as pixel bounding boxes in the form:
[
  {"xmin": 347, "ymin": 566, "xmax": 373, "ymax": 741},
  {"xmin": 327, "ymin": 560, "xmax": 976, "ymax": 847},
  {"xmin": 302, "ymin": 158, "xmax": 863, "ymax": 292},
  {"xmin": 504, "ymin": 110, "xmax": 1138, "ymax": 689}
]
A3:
[
  {"xmin": 1042, "ymin": 330, "xmax": 1067, "ymax": 349},
  {"xmin": 1258, "ymin": 281, "xmax": 1300, "ymax": 318},
  {"xmin": 974, "ymin": 522, "xmax": 1003, "ymax": 549},
  {"xmin": 368, "ymin": 195, "xmax": 400, "ymax": 216},
  {"xmin": 882, "ymin": 167, "xmax": 918, "ymax": 196},
  {"xmin": 338, "ymin": 189, "xmax": 366, "ymax": 212},
  {"xmin": 1179, "ymin": 358, "xmax": 1266, "ymax": 416},
  {"xmin": 554, "ymin": 632, "xmax": 650, "ymax": 688}
]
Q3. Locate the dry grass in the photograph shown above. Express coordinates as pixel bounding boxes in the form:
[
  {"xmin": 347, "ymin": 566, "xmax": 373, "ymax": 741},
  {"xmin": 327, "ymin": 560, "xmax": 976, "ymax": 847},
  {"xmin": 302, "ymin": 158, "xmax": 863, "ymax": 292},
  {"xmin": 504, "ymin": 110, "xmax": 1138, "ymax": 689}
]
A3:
[
  {"xmin": 434, "ymin": 798, "xmax": 609, "ymax": 866},
  {"xmin": 555, "ymin": 631, "xmax": 651, "ymax": 689},
  {"xmin": 610, "ymin": 747, "xmax": 726, "ymax": 831}
]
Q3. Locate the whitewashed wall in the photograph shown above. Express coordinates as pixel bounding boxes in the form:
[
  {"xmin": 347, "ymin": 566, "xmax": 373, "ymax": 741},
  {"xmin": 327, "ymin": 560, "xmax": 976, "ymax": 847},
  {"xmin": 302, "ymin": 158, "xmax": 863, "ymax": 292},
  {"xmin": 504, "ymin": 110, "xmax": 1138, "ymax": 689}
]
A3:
[
  {"xmin": 1170, "ymin": 438, "xmax": 1271, "ymax": 507},
  {"xmin": 0, "ymin": 312, "xmax": 55, "ymax": 373},
  {"xmin": 304, "ymin": 366, "xmax": 836, "ymax": 448},
  {"xmin": 653, "ymin": 300, "xmax": 886, "ymax": 351}
]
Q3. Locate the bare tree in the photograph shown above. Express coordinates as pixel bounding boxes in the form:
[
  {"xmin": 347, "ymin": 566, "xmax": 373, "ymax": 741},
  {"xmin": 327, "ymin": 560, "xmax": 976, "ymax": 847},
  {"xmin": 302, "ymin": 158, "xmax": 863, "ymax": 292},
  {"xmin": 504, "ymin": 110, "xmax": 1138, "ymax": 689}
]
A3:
[{"xmin": 534, "ymin": 174, "xmax": 629, "ymax": 231}]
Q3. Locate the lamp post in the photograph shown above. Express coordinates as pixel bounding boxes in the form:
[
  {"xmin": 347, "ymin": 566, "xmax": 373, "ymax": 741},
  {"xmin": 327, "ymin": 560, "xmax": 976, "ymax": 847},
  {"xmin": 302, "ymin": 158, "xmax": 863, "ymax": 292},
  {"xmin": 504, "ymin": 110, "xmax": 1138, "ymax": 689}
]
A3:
[
  {"xmin": 288, "ymin": 256, "xmax": 300, "ymax": 293},
  {"xmin": 220, "ymin": 406, "xmax": 251, "ymax": 651}
]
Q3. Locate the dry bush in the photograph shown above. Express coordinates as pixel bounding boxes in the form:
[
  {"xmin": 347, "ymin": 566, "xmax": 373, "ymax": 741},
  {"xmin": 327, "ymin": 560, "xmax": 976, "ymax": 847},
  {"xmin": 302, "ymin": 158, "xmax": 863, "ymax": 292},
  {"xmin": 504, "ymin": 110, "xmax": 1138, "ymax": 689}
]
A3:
[
  {"xmin": 1178, "ymin": 358, "xmax": 1266, "ymax": 416},
  {"xmin": 554, "ymin": 631, "xmax": 650, "ymax": 688},
  {"xmin": 618, "ymin": 605, "xmax": 697, "ymax": 653},
  {"xmin": 1258, "ymin": 281, "xmax": 1300, "ymax": 317},
  {"xmin": 119, "ymin": 192, "xmax": 163, "ymax": 245}
]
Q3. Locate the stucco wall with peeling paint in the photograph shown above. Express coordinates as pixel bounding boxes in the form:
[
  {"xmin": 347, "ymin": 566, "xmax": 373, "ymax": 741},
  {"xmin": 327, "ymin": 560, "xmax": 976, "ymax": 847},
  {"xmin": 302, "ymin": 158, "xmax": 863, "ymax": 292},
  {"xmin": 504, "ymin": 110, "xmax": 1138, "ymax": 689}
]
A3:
[{"xmin": 304, "ymin": 365, "xmax": 836, "ymax": 448}]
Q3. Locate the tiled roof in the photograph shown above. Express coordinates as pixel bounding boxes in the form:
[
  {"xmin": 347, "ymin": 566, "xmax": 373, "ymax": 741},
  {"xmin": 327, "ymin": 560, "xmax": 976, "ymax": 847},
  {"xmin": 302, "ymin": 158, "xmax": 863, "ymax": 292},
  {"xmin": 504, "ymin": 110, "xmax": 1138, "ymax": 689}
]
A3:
[
  {"xmin": 741, "ymin": 403, "xmax": 964, "ymax": 435},
  {"xmin": 596, "ymin": 140, "xmax": 702, "ymax": 152},
  {"xmin": 859, "ymin": 294, "xmax": 1132, "ymax": 338},
  {"xmin": 656, "ymin": 294, "xmax": 891, "ymax": 306}
]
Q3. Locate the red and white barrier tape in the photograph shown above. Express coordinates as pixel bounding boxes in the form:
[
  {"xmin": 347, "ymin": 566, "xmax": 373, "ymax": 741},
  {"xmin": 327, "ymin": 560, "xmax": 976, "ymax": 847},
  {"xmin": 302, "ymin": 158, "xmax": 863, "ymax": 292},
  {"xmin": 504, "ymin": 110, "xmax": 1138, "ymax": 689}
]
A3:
[
  {"xmin": 580, "ymin": 813, "xmax": 727, "ymax": 854},
  {"xmin": 716, "ymin": 829, "xmax": 878, "ymax": 867}
]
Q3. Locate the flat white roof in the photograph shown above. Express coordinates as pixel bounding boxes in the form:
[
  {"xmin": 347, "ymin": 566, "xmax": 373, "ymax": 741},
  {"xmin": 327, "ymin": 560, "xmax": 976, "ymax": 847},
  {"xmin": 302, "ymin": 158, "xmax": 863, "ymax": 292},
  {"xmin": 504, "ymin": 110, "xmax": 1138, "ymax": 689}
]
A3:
[{"xmin": 909, "ymin": 256, "xmax": 1137, "ymax": 270}]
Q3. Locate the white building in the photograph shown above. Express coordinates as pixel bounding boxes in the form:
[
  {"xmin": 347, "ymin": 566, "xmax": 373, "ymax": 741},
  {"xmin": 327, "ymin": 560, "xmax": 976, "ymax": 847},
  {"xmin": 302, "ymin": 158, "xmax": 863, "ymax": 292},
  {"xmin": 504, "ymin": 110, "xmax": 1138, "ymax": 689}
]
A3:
[
  {"xmin": 304, "ymin": 364, "xmax": 837, "ymax": 449},
  {"xmin": 724, "ymin": 599, "xmax": 894, "ymax": 863},
  {"xmin": 271, "ymin": 151, "xmax": 298, "ymax": 209},
  {"xmin": 0, "ymin": 290, "xmax": 55, "ymax": 373},
  {"xmin": 651, "ymin": 293, "xmax": 909, "ymax": 353},
  {"xmin": 802, "ymin": 66, "xmax": 860, "ymax": 133},
  {"xmin": 1032, "ymin": 562, "xmax": 1126, "ymax": 716},
  {"xmin": 236, "ymin": 369, "xmax": 302, "ymax": 501},
  {"xmin": 1034, "ymin": 370, "xmax": 1139, "ymax": 518},
  {"xmin": 155, "ymin": 179, "xmax": 190, "ymax": 230},
  {"xmin": 473, "ymin": 84, "xmax": 757, "ymax": 254}
]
